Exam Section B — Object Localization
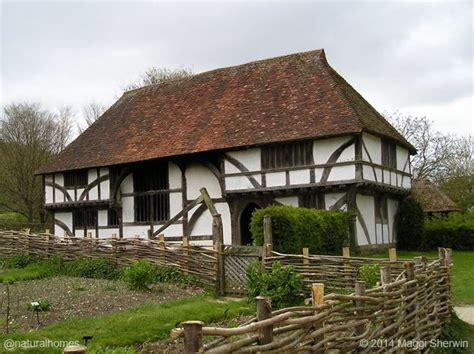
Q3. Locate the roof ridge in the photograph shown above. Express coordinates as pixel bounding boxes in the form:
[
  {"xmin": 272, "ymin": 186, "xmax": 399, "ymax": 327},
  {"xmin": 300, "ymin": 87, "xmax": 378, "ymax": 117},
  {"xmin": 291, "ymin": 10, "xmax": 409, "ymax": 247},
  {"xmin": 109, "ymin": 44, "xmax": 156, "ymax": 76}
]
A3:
[{"xmin": 124, "ymin": 49, "xmax": 325, "ymax": 95}]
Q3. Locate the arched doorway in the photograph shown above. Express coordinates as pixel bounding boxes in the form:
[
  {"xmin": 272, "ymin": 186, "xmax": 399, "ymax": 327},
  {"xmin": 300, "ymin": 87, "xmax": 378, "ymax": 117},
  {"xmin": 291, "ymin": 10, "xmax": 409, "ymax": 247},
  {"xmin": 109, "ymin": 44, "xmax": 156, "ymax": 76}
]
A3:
[{"xmin": 239, "ymin": 203, "xmax": 260, "ymax": 245}]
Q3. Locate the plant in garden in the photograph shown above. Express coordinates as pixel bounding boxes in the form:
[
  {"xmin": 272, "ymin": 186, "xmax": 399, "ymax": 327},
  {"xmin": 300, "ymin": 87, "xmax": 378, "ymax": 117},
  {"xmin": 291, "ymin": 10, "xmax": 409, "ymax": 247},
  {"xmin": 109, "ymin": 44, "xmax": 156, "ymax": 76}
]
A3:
[
  {"xmin": 5, "ymin": 253, "xmax": 37, "ymax": 268},
  {"xmin": 27, "ymin": 299, "xmax": 50, "ymax": 312},
  {"xmin": 123, "ymin": 260, "xmax": 158, "ymax": 290},
  {"xmin": 359, "ymin": 264, "xmax": 380, "ymax": 288},
  {"xmin": 155, "ymin": 266, "xmax": 195, "ymax": 284},
  {"xmin": 64, "ymin": 258, "xmax": 121, "ymax": 280},
  {"xmin": 246, "ymin": 261, "xmax": 304, "ymax": 309}
]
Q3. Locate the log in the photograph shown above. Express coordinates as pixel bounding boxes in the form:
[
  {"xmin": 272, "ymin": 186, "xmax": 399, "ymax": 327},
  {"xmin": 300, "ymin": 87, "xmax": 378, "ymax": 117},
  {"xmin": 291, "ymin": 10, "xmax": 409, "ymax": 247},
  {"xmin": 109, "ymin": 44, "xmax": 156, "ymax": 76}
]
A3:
[
  {"xmin": 182, "ymin": 321, "xmax": 204, "ymax": 353},
  {"xmin": 256, "ymin": 296, "xmax": 273, "ymax": 345}
]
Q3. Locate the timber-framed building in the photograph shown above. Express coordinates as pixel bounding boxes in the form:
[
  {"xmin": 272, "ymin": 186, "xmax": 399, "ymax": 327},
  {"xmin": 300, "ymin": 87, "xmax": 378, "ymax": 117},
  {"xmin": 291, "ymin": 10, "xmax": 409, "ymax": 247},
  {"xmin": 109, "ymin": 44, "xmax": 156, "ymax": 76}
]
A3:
[{"xmin": 37, "ymin": 49, "xmax": 415, "ymax": 249}]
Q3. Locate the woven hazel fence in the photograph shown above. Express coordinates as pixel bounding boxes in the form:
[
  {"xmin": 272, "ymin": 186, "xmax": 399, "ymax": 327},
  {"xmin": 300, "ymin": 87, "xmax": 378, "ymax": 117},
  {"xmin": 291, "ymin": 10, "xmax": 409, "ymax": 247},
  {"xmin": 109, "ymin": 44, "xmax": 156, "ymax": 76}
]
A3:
[
  {"xmin": 173, "ymin": 248, "xmax": 452, "ymax": 353},
  {"xmin": 0, "ymin": 230, "xmax": 218, "ymax": 288}
]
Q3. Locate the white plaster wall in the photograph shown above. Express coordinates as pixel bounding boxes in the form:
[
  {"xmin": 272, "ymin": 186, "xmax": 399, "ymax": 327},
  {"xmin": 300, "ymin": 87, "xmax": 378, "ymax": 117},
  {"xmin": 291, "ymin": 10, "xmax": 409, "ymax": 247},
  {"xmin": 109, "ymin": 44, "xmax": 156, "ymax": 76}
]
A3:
[
  {"xmin": 159, "ymin": 224, "xmax": 184, "ymax": 237},
  {"xmin": 169, "ymin": 162, "xmax": 182, "ymax": 189},
  {"xmin": 325, "ymin": 193, "xmax": 346, "ymax": 211},
  {"xmin": 314, "ymin": 136, "xmax": 354, "ymax": 164},
  {"xmin": 55, "ymin": 174, "xmax": 64, "ymax": 187},
  {"xmin": 387, "ymin": 198, "xmax": 398, "ymax": 243},
  {"xmin": 45, "ymin": 175, "xmax": 53, "ymax": 204},
  {"xmin": 88, "ymin": 169, "xmax": 99, "ymax": 200},
  {"xmin": 289, "ymin": 169, "xmax": 310, "ymax": 185},
  {"xmin": 275, "ymin": 196, "xmax": 299, "ymax": 207},
  {"xmin": 169, "ymin": 192, "xmax": 183, "ymax": 217},
  {"xmin": 362, "ymin": 133, "xmax": 381, "ymax": 164},
  {"xmin": 100, "ymin": 167, "xmax": 110, "ymax": 200},
  {"xmin": 327, "ymin": 165, "xmax": 355, "ymax": 182},
  {"xmin": 122, "ymin": 196, "xmax": 134, "ymax": 222},
  {"xmin": 98, "ymin": 228, "xmax": 119, "ymax": 239},
  {"xmin": 121, "ymin": 174, "xmax": 133, "ymax": 193},
  {"xmin": 76, "ymin": 188, "xmax": 84, "ymax": 202},
  {"xmin": 356, "ymin": 194, "xmax": 376, "ymax": 246},
  {"xmin": 266, "ymin": 172, "xmax": 286, "ymax": 187},
  {"xmin": 225, "ymin": 148, "xmax": 261, "ymax": 172},
  {"xmin": 98, "ymin": 210, "xmax": 108, "ymax": 227},
  {"xmin": 225, "ymin": 176, "xmax": 255, "ymax": 191},
  {"xmin": 122, "ymin": 225, "xmax": 150, "ymax": 239},
  {"xmin": 396, "ymin": 146, "xmax": 409, "ymax": 173},
  {"xmin": 186, "ymin": 163, "xmax": 222, "ymax": 199},
  {"xmin": 55, "ymin": 212, "xmax": 72, "ymax": 236},
  {"xmin": 190, "ymin": 202, "xmax": 231, "ymax": 244},
  {"xmin": 362, "ymin": 166, "xmax": 376, "ymax": 182}
]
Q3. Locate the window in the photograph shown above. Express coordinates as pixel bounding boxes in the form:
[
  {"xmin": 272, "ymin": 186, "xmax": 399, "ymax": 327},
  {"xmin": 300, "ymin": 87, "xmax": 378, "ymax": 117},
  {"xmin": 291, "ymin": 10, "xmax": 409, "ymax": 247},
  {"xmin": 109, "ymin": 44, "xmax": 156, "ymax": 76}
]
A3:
[
  {"xmin": 64, "ymin": 170, "xmax": 88, "ymax": 188},
  {"xmin": 133, "ymin": 162, "xmax": 170, "ymax": 223},
  {"xmin": 381, "ymin": 140, "xmax": 397, "ymax": 169},
  {"xmin": 300, "ymin": 192, "xmax": 324, "ymax": 209},
  {"xmin": 375, "ymin": 196, "xmax": 388, "ymax": 224},
  {"xmin": 261, "ymin": 141, "xmax": 313, "ymax": 170},
  {"xmin": 108, "ymin": 209, "xmax": 120, "ymax": 227},
  {"xmin": 73, "ymin": 210, "xmax": 97, "ymax": 229}
]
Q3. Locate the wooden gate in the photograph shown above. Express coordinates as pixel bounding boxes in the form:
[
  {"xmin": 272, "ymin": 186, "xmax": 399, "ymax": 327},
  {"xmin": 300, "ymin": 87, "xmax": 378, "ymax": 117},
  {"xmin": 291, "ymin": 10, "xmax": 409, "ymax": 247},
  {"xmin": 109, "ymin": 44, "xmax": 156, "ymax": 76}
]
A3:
[{"xmin": 223, "ymin": 246, "xmax": 261, "ymax": 296}]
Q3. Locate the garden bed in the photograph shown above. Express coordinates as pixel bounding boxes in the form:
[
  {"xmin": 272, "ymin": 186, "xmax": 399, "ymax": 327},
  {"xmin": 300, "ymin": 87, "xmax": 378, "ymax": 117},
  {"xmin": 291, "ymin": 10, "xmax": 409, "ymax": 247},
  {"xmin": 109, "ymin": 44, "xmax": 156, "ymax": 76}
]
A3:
[{"xmin": 0, "ymin": 276, "xmax": 204, "ymax": 333}]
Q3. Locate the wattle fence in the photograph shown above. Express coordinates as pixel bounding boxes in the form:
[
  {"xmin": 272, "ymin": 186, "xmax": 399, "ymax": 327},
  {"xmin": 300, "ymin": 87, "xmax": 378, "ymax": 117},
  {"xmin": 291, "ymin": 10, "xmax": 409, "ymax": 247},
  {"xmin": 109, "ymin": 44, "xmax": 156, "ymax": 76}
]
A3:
[{"xmin": 174, "ymin": 250, "xmax": 452, "ymax": 352}]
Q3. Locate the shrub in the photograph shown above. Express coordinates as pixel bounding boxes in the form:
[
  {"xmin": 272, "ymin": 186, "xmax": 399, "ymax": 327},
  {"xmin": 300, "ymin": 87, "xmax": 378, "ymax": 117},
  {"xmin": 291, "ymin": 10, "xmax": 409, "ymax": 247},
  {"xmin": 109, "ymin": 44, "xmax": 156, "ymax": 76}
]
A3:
[
  {"xmin": 155, "ymin": 266, "xmax": 196, "ymax": 285},
  {"xmin": 396, "ymin": 196, "xmax": 425, "ymax": 250},
  {"xmin": 5, "ymin": 253, "xmax": 37, "ymax": 268},
  {"xmin": 123, "ymin": 260, "xmax": 157, "ymax": 290},
  {"xmin": 358, "ymin": 264, "xmax": 380, "ymax": 288},
  {"xmin": 64, "ymin": 258, "xmax": 121, "ymax": 280},
  {"xmin": 246, "ymin": 261, "xmax": 304, "ymax": 309},
  {"xmin": 424, "ymin": 211, "xmax": 474, "ymax": 251},
  {"xmin": 250, "ymin": 205, "xmax": 349, "ymax": 254}
]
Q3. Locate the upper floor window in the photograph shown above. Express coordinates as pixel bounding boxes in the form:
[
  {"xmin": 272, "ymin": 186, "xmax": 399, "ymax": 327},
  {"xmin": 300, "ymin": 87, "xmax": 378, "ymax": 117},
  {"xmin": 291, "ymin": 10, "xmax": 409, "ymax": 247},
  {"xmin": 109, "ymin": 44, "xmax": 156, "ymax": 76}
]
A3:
[
  {"xmin": 133, "ymin": 162, "xmax": 170, "ymax": 223},
  {"xmin": 64, "ymin": 170, "xmax": 88, "ymax": 189},
  {"xmin": 73, "ymin": 209, "xmax": 97, "ymax": 229},
  {"xmin": 261, "ymin": 141, "xmax": 313, "ymax": 170},
  {"xmin": 375, "ymin": 195, "xmax": 388, "ymax": 224},
  {"xmin": 107, "ymin": 209, "xmax": 120, "ymax": 227},
  {"xmin": 381, "ymin": 140, "xmax": 396, "ymax": 169}
]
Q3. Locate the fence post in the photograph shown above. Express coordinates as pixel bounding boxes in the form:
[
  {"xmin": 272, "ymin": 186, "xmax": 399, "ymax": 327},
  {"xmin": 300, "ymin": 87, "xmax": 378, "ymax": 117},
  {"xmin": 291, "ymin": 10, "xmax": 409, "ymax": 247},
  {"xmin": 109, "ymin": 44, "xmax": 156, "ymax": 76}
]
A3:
[
  {"xmin": 159, "ymin": 234, "xmax": 166, "ymax": 266},
  {"xmin": 111, "ymin": 233, "xmax": 118, "ymax": 265},
  {"xmin": 389, "ymin": 248, "xmax": 397, "ymax": 269},
  {"xmin": 311, "ymin": 283, "xmax": 326, "ymax": 350},
  {"xmin": 342, "ymin": 246, "xmax": 351, "ymax": 287},
  {"xmin": 380, "ymin": 266, "xmax": 394, "ymax": 338},
  {"xmin": 183, "ymin": 236, "xmax": 189, "ymax": 275},
  {"xmin": 213, "ymin": 215, "xmax": 225, "ymax": 296},
  {"xmin": 256, "ymin": 296, "xmax": 273, "ymax": 345},
  {"xmin": 354, "ymin": 281, "xmax": 366, "ymax": 336},
  {"xmin": 262, "ymin": 215, "xmax": 273, "ymax": 271},
  {"xmin": 182, "ymin": 320, "xmax": 204, "ymax": 353},
  {"xmin": 302, "ymin": 247, "xmax": 309, "ymax": 285}
]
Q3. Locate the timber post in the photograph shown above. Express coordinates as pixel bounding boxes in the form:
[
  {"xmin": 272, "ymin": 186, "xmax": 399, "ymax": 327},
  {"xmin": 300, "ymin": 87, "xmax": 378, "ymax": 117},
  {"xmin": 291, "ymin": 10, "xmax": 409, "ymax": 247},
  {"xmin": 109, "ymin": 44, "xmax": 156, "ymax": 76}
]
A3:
[
  {"xmin": 262, "ymin": 215, "xmax": 273, "ymax": 270},
  {"xmin": 404, "ymin": 261, "xmax": 417, "ymax": 336},
  {"xmin": 380, "ymin": 266, "xmax": 394, "ymax": 338},
  {"xmin": 256, "ymin": 296, "xmax": 273, "ymax": 345},
  {"xmin": 303, "ymin": 247, "xmax": 309, "ymax": 284},
  {"xmin": 111, "ymin": 233, "xmax": 118, "ymax": 265},
  {"xmin": 389, "ymin": 247, "xmax": 397, "ymax": 270},
  {"xmin": 183, "ymin": 236, "xmax": 189, "ymax": 275},
  {"xmin": 159, "ymin": 234, "xmax": 165, "ymax": 266},
  {"xmin": 213, "ymin": 214, "xmax": 225, "ymax": 296},
  {"xmin": 311, "ymin": 283, "xmax": 325, "ymax": 349},
  {"xmin": 354, "ymin": 281, "xmax": 366, "ymax": 336},
  {"xmin": 342, "ymin": 246, "xmax": 351, "ymax": 285},
  {"xmin": 182, "ymin": 320, "xmax": 204, "ymax": 353}
]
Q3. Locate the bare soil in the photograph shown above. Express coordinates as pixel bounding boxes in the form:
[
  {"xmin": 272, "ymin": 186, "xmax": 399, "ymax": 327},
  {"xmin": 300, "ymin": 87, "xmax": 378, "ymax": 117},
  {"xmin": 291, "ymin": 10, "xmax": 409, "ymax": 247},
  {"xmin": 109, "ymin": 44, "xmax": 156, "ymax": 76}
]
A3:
[{"xmin": 0, "ymin": 276, "xmax": 204, "ymax": 333}]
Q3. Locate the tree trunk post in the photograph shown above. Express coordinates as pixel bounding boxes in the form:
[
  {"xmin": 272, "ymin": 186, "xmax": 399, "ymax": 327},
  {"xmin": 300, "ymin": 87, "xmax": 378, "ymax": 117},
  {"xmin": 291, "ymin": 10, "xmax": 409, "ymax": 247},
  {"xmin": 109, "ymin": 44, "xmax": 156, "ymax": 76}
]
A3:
[
  {"xmin": 256, "ymin": 296, "xmax": 273, "ymax": 345},
  {"xmin": 389, "ymin": 247, "xmax": 397, "ymax": 269},
  {"xmin": 311, "ymin": 283, "xmax": 326, "ymax": 349},
  {"xmin": 262, "ymin": 215, "xmax": 272, "ymax": 271},
  {"xmin": 182, "ymin": 320, "xmax": 204, "ymax": 353},
  {"xmin": 354, "ymin": 281, "xmax": 366, "ymax": 336}
]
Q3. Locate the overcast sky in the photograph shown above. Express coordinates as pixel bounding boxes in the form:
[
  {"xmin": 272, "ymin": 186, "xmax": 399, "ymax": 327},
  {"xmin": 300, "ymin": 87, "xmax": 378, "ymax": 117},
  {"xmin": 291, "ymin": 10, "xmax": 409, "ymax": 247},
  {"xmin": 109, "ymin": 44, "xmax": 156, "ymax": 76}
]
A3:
[{"xmin": 1, "ymin": 1, "xmax": 473, "ymax": 137}]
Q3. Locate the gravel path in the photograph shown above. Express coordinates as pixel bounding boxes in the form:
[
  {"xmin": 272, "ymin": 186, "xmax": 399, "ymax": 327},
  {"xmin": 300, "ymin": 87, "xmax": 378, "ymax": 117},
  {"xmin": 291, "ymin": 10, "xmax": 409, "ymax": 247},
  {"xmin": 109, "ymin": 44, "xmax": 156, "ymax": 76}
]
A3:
[{"xmin": 455, "ymin": 306, "xmax": 474, "ymax": 325}]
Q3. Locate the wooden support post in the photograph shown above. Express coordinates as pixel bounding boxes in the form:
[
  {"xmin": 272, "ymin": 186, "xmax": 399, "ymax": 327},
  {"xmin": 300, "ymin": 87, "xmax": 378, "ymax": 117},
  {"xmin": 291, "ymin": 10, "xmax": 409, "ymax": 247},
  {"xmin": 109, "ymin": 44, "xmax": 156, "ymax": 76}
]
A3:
[
  {"xmin": 354, "ymin": 281, "xmax": 366, "ymax": 336},
  {"xmin": 256, "ymin": 296, "xmax": 273, "ymax": 345},
  {"xmin": 342, "ymin": 246, "xmax": 350, "ymax": 258},
  {"xmin": 311, "ymin": 283, "xmax": 326, "ymax": 350},
  {"xmin": 342, "ymin": 246, "xmax": 351, "ymax": 286},
  {"xmin": 159, "ymin": 234, "xmax": 166, "ymax": 267},
  {"xmin": 380, "ymin": 266, "xmax": 394, "ymax": 338},
  {"xmin": 111, "ymin": 233, "xmax": 118, "ymax": 264},
  {"xmin": 438, "ymin": 247, "xmax": 447, "ymax": 266},
  {"xmin": 262, "ymin": 215, "xmax": 273, "ymax": 270},
  {"xmin": 182, "ymin": 321, "xmax": 204, "ymax": 353},
  {"xmin": 389, "ymin": 247, "xmax": 397, "ymax": 268},
  {"xmin": 213, "ymin": 214, "xmax": 225, "ymax": 296},
  {"xmin": 302, "ymin": 247, "xmax": 309, "ymax": 284},
  {"xmin": 183, "ymin": 236, "xmax": 189, "ymax": 275}
]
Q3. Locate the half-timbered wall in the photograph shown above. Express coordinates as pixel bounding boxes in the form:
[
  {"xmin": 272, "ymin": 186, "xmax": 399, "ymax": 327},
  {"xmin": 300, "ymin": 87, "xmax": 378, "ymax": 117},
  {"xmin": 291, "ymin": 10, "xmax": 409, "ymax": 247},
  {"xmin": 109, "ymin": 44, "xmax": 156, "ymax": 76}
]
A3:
[{"xmin": 361, "ymin": 133, "xmax": 411, "ymax": 189}]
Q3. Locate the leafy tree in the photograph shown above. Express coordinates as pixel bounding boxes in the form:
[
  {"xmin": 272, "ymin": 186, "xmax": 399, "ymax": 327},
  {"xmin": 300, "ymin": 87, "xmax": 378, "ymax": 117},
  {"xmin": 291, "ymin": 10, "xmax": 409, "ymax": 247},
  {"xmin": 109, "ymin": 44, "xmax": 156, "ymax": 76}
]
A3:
[
  {"xmin": 396, "ymin": 195, "xmax": 425, "ymax": 250},
  {"xmin": 0, "ymin": 103, "xmax": 72, "ymax": 222}
]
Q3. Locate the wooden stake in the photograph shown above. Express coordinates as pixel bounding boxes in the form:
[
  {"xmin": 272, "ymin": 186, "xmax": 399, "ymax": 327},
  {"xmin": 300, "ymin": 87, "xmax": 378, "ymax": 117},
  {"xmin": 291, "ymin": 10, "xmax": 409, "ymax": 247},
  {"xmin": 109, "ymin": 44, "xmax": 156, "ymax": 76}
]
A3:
[
  {"xmin": 389, "ymin": 247, "xmax": 397, "ymax": 267},
  {"xmin": 183, "ymin": 236, "xmax": 189, "ymax": 275},
  {"xmin": 159, "ymin": 234, "xmax": 165, "ymax": 266},
  {"xmin": 380, "ymin": 266, "xmax": 391, "ymax": 286},
  {"xmin": 182, "ymin": 320, "xmax": 204, "ymax": 353},
  {"xmin": 311, "ymin": 283, "xmax": 324, "ymax": 307},
  {"xmin": 354, "ymin": 281, "xmax": 366, "ymax": 336},
  {"xmin": 342, "ymin": 246, "xmax": 350, "ymax": 258},
  {"xmin": 256, "ymin": 296, "xmax": 273, "ymax": 345}
]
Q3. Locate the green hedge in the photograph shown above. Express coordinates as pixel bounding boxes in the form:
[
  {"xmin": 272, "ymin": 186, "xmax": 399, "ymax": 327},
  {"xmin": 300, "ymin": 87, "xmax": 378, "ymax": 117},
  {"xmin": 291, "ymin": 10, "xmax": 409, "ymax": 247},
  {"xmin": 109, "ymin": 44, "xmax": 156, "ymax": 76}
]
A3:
[
  {"xmin": 250, "ymin": 205, "xmax": 349, "ymax": 254},
  {"xmin": 424, "ymin": 212, "xmax": 474, "ymax": 251},
  {"xmin": 396, "ymin": 196, "xmax": 425, "ymax": 250}
]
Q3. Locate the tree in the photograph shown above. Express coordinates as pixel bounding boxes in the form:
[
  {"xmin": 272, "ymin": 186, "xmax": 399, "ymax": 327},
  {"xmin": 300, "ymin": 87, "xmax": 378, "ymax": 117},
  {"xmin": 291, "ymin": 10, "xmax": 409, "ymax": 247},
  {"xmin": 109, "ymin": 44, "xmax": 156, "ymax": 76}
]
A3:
[
  {"xmin": 386, "ymin": 111, "xmax": 473, "ymax": 182},
  {"xmin": 77, "ymin": 102, "xmax": 106, "ymax": 133},
  {"xmin": 0, "ymin": 103, "xmax": 73, "ymax": 222},
  {"xmin": 122, "ymin": 67, "xmax": 193, "ymax": 92}
]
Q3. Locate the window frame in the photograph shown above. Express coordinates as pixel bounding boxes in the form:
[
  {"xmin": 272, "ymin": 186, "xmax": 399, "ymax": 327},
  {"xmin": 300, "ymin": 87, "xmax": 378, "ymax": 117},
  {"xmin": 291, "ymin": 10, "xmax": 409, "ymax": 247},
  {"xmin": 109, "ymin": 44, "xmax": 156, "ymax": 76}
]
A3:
[
  {"xmin": 375, "ymin": 195, "xmax": 389, "ymax": 225},
  {"xmin": 64, "ymin": 170, "xmax": 88, "ymax": 189},
  {"xmin": 261, "ymin": 141, "xmax": 314, "ymax": 170},
  {"xmin": 73, "ymin": 209, "xmax": 98, "ymax": 229},
  {"xmin": 381, "ymin": 140, "xmax": 397, "ymax": 169}
]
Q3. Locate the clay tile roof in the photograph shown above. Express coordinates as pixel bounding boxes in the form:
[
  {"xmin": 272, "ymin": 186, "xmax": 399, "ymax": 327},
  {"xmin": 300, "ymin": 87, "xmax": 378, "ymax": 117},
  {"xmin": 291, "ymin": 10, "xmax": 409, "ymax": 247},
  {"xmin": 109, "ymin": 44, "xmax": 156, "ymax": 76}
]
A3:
[
  {"xmin": 411, "ymin": 179, "xmax": 460, "ymax": 213},
  {"xmin": 37, "ymin": 49, "xmax": 415, "ymax": 174}
]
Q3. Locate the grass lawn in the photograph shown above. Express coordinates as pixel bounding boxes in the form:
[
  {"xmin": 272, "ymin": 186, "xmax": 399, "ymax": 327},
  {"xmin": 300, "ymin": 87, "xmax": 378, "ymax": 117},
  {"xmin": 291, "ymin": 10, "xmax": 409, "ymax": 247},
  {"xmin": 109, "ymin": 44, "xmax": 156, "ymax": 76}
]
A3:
[
  {"xmin": 370, "ymin": 250, "xmax": 473, "ymax": 305},
  {"xmin": 0, "ymin": 296, "xmax": 253, "ymax": 353},
  {"xmin": 0, "ymin": 261, "xmax": 55, "ymax": 283}
]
